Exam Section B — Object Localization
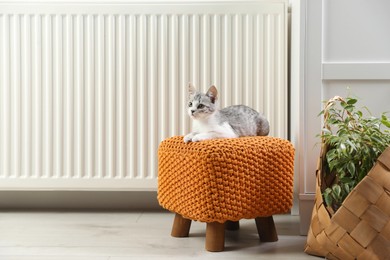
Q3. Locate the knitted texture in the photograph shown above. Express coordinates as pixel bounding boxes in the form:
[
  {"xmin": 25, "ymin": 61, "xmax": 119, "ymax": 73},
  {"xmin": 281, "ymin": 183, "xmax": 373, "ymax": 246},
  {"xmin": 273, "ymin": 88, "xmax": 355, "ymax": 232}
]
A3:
[{"xmin": 157, "ymin": 136, "xmax": 295, "ymax": 223}]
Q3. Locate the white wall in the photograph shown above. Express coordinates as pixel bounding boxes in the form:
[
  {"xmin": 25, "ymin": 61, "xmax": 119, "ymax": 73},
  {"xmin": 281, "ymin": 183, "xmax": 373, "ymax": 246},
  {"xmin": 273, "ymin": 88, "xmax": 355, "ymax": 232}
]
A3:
[
  {"xmin": 297, "ymin": 0, "xmax": 390, "ymax": 235},
  {"xmin": 323, "ymin": 0, "xmax": 390, "ymax": 62}
]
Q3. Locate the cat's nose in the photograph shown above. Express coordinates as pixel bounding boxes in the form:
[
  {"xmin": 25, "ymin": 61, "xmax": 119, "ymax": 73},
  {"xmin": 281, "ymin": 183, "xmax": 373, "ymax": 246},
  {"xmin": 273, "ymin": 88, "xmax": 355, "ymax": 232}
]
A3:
[{"xmin": 191, "ymin": 110, "xmax": 195, "ymax": 115}]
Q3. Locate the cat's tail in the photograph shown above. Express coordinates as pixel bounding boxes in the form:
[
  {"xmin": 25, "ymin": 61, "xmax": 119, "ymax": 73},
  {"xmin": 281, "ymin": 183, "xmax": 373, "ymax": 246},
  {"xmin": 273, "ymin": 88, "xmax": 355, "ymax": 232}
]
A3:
[{"xmin": 256, "ymin": 116, "xmax": 270, "ymax": 136}]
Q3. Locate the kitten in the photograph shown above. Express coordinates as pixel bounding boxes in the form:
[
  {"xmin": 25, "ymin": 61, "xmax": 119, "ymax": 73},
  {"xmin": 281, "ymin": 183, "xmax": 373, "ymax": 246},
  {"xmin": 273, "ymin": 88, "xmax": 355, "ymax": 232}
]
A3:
[{"xmin": 184, "ymin": 83, "xmax": 270, "ymax": 143}]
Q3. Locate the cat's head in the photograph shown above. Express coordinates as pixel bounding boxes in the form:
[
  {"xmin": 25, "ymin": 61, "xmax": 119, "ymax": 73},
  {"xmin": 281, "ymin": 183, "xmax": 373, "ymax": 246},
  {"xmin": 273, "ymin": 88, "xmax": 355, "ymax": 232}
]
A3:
[{"xmin": 187, "ymin": 83, "xmax": 218, "ymax": 119}]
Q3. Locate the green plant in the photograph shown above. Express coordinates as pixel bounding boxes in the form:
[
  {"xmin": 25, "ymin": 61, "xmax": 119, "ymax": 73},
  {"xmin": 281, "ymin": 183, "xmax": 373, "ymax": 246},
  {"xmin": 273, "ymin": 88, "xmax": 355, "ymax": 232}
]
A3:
[{"xmin": 319, "ymin": 96, "xmax": 390, "ymax": 212}]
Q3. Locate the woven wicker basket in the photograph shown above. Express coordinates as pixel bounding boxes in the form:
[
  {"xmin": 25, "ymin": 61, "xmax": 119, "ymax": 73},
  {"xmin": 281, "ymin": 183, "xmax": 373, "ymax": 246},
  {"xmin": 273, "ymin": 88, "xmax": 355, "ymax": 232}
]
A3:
[{"xmin": 304, "ymin": 97, "xmax": 390, "ymax": 260}]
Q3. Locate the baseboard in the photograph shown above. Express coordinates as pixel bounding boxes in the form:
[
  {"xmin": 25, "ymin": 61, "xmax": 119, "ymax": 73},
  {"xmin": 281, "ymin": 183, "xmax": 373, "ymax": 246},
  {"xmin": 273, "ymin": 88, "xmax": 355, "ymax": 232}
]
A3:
[
  {"xmin": 0, "ymin": 191, "xmax": 163, "ymax": 211},
  {"xmin": 299, "ymin": 193, "xmax": 315, "ymax": 235}
]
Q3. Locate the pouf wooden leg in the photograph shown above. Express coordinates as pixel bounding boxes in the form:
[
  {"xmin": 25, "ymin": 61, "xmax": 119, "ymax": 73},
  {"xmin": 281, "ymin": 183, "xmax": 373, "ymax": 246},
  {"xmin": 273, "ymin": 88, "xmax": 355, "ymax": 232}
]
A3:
[
  {"xmin": 255, "ymin": 216, "xmax": 278, "ymax": 242},
  {"xmin": 225, "ymin": 220, "xmax": 240, "ymax": 231},
  {"xmin": 205, "ymin": 222, "xmax": 225, "ymax": 252},
  {"xmin": 171, "ymin": 213, "xmax": 192, "ymax": 237}
]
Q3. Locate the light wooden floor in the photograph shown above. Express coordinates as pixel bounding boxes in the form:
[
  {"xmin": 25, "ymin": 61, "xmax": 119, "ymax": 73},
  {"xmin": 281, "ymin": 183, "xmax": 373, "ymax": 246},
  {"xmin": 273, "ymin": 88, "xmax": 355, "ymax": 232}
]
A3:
[{"xmin": 0, "ymin": 211, "xmax": 316, "ymax": 260}]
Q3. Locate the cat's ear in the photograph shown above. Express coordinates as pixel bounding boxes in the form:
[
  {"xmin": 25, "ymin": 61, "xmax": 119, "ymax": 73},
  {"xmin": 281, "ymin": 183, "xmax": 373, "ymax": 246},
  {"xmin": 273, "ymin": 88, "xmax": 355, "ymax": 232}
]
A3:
[
  {"xmin": 188, "ymin": 83, "xmax": 196, "ymax": 97},
  {"xmin": 206, "ymin": 85, "xmax": 218, "ymax": 103}
]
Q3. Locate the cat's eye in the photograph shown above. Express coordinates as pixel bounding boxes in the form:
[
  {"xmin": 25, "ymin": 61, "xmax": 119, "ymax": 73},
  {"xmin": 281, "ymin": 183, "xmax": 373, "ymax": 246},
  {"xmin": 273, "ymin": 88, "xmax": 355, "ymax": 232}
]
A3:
[
  {"xmin": 197, "ymin": 104, "xmax": 205, "ymax": 109},
  {"xmin": 188, "ymin": 102, "xmax": 192, "ymax": 107}
]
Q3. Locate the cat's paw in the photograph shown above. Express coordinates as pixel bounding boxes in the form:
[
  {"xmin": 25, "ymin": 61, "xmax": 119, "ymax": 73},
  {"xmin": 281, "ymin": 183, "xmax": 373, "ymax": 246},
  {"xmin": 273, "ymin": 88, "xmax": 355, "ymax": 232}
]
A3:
[
  {"xmin": 191, "ymin": 135, "xmax": 202, "ymax": 142},
  {"xmin": 183, "ymin": 134, "xmax": 194, "ymax": 143},
  {"xmin": 191, "ymin": 134, "xmax": 210, "ymax": 142}
]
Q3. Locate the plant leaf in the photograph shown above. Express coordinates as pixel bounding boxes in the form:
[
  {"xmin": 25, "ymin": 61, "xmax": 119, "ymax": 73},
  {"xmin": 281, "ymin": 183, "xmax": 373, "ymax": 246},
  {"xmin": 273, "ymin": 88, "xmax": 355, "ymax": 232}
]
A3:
[
  {"xmin": 381, "ymin": 115, "xmax": 390, "ymax": 128},
  {"xmin": 346, "ymin": 140, "xmax": 356, "ymax": 151},
  {"xmin": 323, "ymin": 188, "xmax": 333, "ymax": 207},
  {"xmin": 347, "ymin": 162, "xmax": 356, "ymax": 176},
  {"xmin": 332, "ymin": 185, "xmax": 342, "ymax": 199}
]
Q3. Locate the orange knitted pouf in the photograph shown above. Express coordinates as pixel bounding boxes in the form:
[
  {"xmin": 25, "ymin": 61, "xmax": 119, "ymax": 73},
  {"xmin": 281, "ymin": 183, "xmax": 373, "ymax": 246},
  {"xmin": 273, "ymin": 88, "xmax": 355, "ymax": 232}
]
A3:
[{"xmin": 157, "ymin": 136, "xmax": 295, "ymax": 252}]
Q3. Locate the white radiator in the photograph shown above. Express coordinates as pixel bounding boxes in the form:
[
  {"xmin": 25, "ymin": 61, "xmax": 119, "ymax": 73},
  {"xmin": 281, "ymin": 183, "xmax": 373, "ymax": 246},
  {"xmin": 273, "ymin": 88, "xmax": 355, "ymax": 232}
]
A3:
[{"xmin": 0, "ymin": 1, "xmax": 288, "ymax": 191}]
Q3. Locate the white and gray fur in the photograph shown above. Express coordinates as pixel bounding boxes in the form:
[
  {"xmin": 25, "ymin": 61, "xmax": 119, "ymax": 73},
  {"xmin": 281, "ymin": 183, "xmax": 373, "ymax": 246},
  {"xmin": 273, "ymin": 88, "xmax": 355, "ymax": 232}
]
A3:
[{"xmin": 184, "ymin": 83, "xmax": 270, "ymax": 143}]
